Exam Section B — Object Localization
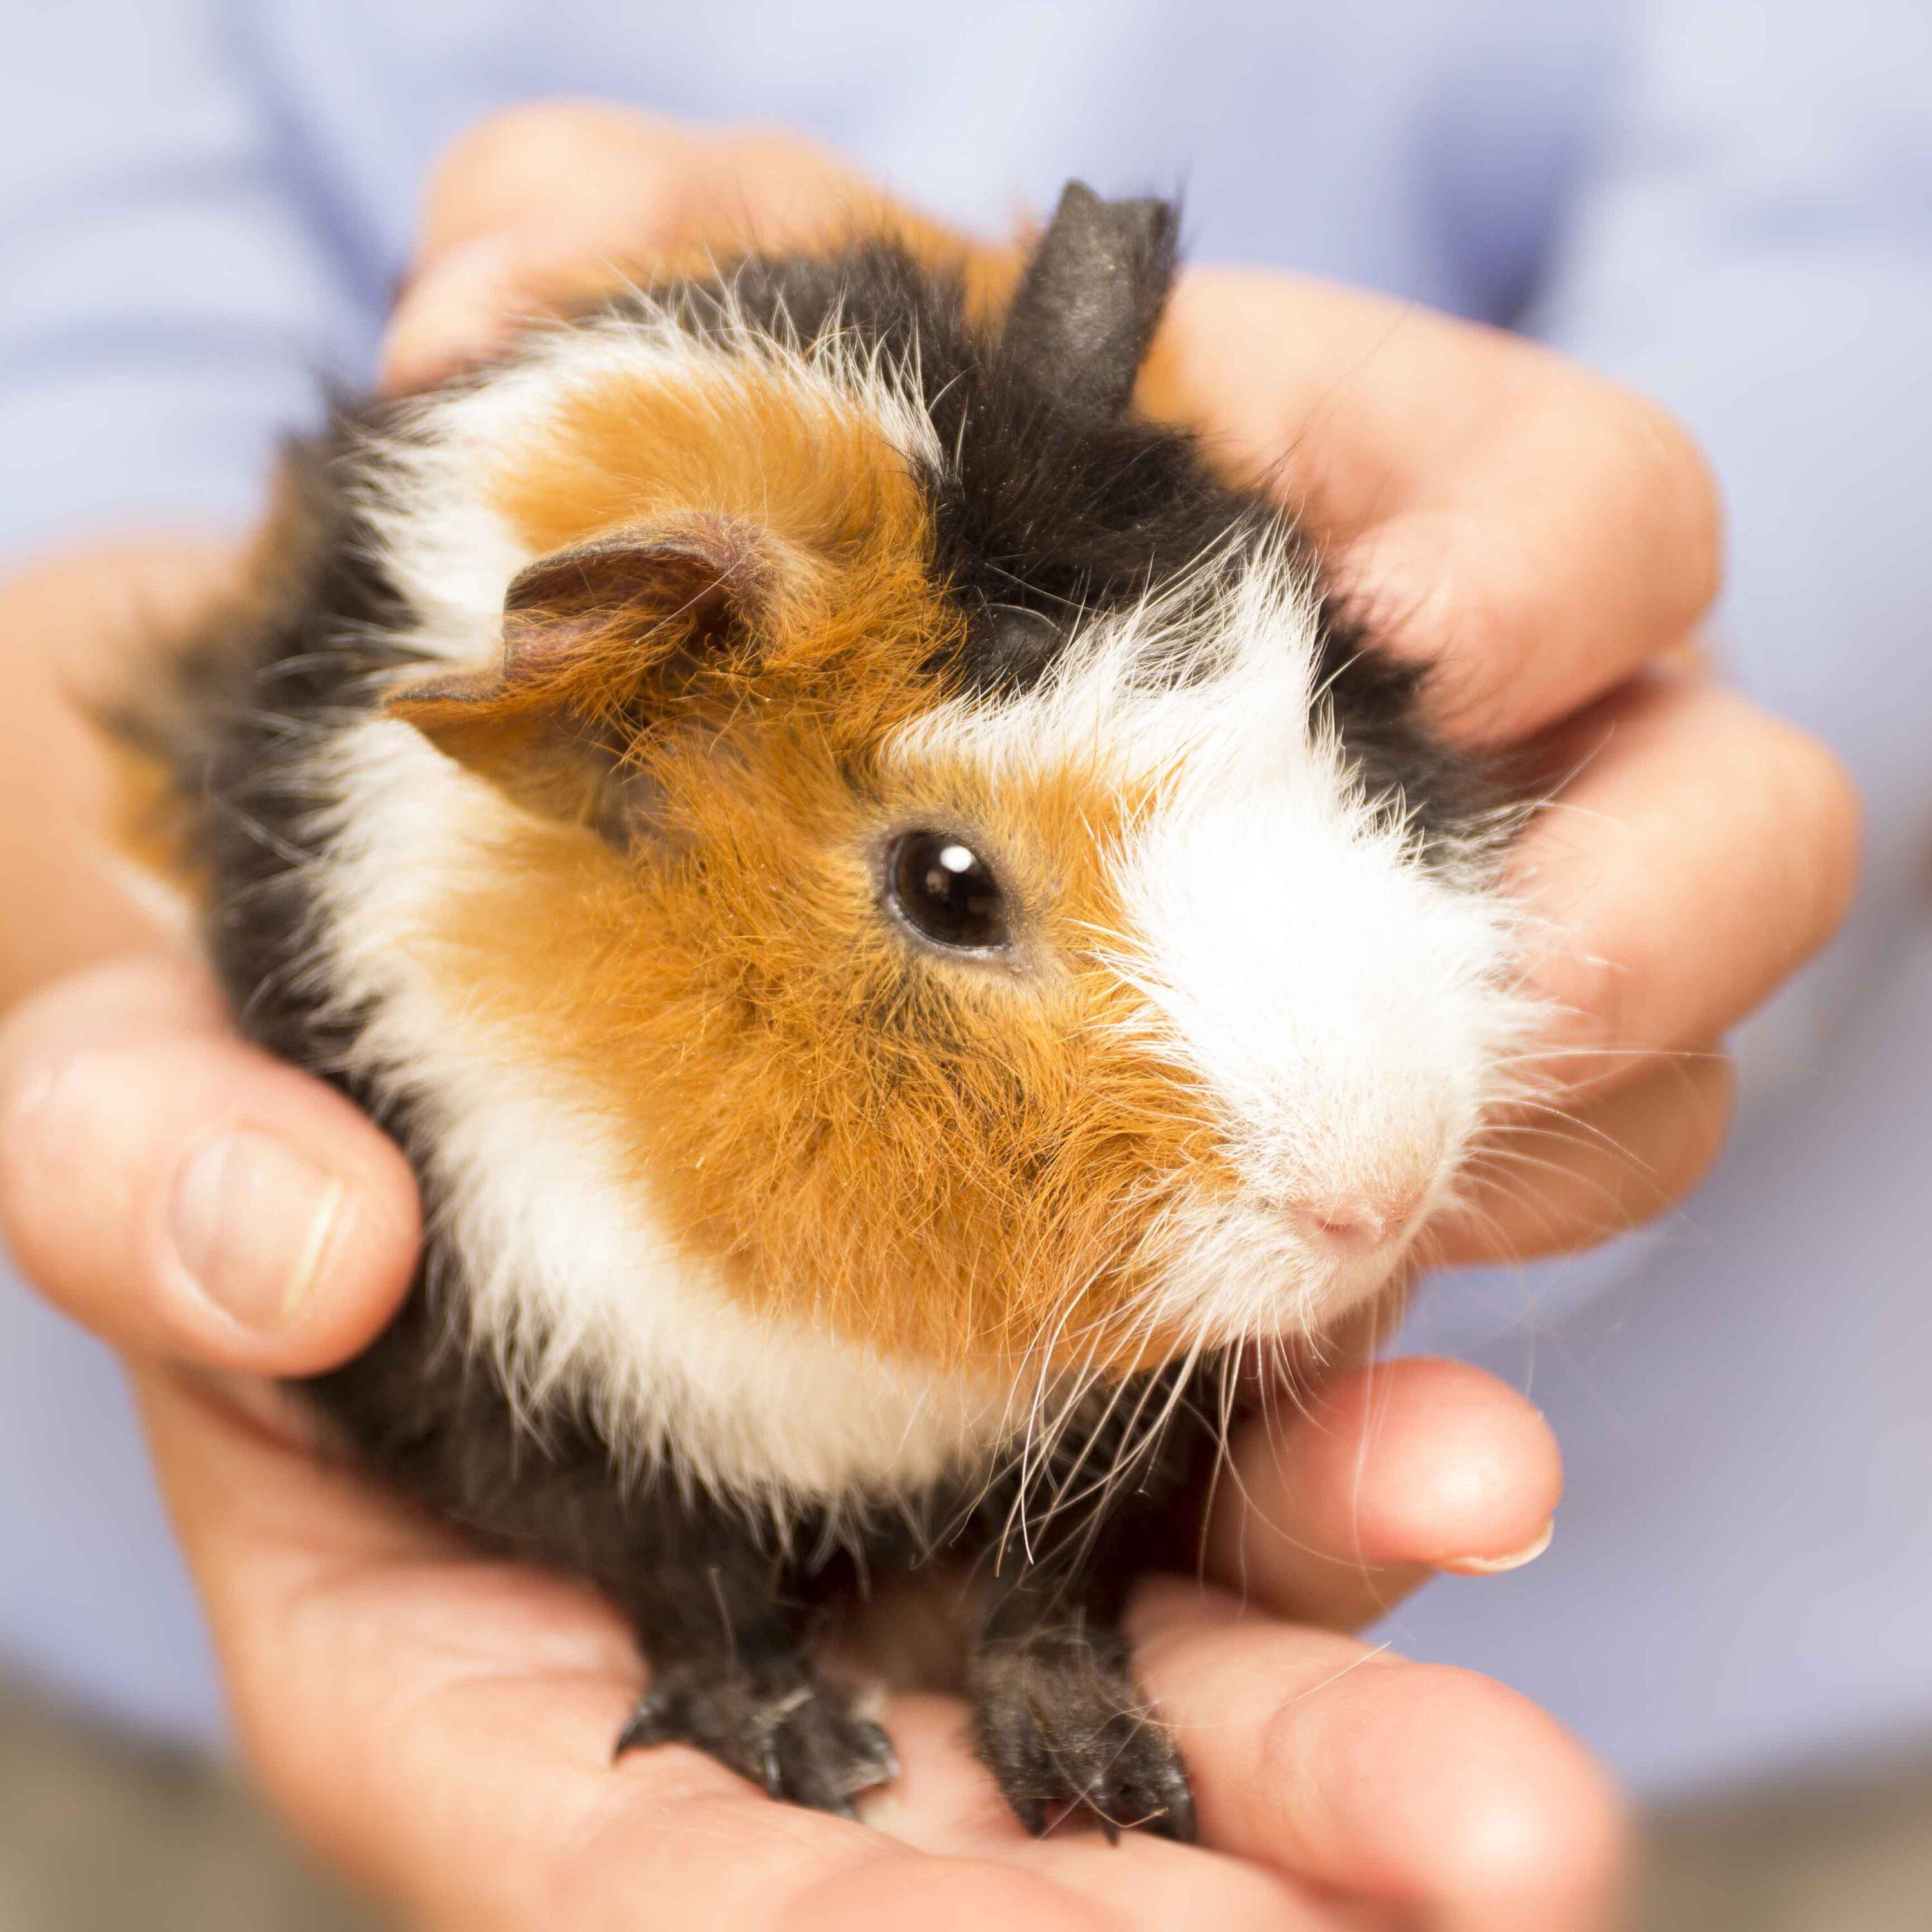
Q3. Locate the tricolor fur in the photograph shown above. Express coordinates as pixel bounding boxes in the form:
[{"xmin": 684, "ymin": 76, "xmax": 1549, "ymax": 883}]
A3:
[{"xmin": 115, "ymin": 185, "xmax": 1535, "ymax": 1833}]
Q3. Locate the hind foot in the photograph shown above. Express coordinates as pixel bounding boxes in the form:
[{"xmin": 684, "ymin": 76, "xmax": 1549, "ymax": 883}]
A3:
[
  {"xmin": 616, "ymin": 1656, "xmax": 898, "ymax": 1818},
  {"xmin": 971, "ymin": 1627, "xmax": 1195, "ymax": 1842}
]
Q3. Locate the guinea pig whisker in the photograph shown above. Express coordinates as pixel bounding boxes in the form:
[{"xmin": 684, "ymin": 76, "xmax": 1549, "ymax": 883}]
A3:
[{"xmin": 1480, "ymin": 1106, "xmax": 1660, "ymax": 1176}]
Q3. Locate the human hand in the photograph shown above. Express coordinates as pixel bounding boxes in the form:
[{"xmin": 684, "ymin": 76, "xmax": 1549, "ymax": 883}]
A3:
[
  {"xmin": 1, "ymin": 956, "xmax": 1611, "ymax": 1929},
  {"xmin": 1, "ymin": 102, "xmax": 1862, "ymax": 1932}
]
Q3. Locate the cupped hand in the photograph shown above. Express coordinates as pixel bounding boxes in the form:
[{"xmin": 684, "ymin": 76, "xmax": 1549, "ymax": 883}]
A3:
[
  {"xmin": 0, "ymin": 100, "xmax": 1865, "ymax": 1932},
  {"xmin": 1, "ymin": 957, "xmax": 1611, "ymax": 1931}
]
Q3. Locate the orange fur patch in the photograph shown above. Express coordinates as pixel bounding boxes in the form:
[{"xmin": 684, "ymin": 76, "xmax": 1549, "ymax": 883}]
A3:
[{"xmin": 490, "ymin": 349, "xmax": 936, "ymax": 571}]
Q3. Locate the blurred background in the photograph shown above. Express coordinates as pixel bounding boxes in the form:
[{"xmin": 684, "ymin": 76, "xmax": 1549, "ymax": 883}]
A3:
[{"xmin": 1, "ymin": 1, "xmax": 1928, "ymax": 1925}]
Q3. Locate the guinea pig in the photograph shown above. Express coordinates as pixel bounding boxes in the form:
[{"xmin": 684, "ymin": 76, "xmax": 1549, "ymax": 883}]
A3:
[{"xmin": 109, "ymin": 183, "xmax": 1534, "ymax": 1840}]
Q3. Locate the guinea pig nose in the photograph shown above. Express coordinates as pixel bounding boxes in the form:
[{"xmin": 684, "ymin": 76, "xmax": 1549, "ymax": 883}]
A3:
[
  {"xmin": 1292, "ymin": 1186, "xmax": 1430, "ymax": 1257},
  {"xmin": 1294, "ymin": 1202, "xmax": 1388, "ymax": 1256}
]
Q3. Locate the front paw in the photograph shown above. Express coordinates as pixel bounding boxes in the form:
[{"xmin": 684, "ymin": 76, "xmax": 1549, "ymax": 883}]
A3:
[
  {"xmin": 971, "ymin": 1629, "xmax": 1195, "ymax": 1842},
  {"xmin": 615, "ymin": 1656, "xmax": 897, "ymax": 1817}
]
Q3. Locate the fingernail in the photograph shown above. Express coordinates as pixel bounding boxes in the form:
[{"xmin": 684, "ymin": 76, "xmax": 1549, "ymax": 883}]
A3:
[
  {"xmin": 1444, "ymin": 1519, "xmax": 1555, "ymax": 1577},
  {"xmin": 170, "ymin": 1132, "xmax": 349, "ymax": 1331}
]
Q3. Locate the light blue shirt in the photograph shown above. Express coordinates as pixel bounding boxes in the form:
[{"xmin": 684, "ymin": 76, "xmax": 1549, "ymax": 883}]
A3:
[{"xmin": 2, "ymin": 0, "xmax": 1928, "ymax": 1797}]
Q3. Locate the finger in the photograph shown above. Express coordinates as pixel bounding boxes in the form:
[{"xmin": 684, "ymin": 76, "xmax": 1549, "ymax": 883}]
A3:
[
  {"xmin": 1513, "ymin": 674, "xmax": 1860, "ymax": 1101},
  {"xmin": 410, "ymin": 109, "xmax": 864, "ymax": 263},
  {"xmin": 384, "ymin": 106, "xmax": 714, "ymax": 391},
  {"xmin": 861, "ymin": 1697, "xmax": 1332, "ymax": 1932},
  {"xmin": 139, "ymin": 1367, "xmax": 898, "ymax": 1931},
  {"xmin": 139, "ymin": 1370, "xmax": 1313, "ymax": 1931},
  {"xmin": 1200, "ymin": 1064, "xmax": 1733, "ymax": 1633},
  {"xmin": 1151, "ymin": 270, "xmax": 1724, "ymax": 744},
  {"xmin": 0, "ymin": 956, "xmax": 419, "ymax": 1376},
  {"xmin": 1131, "ymin": 1581, "xmax": 1629, "ymax": 1932},
  {"xmin": 1432, "ymin": 1049, "xmax": 1736, "ymax": 1267},
  {"xmin": 1202, "ymin": 1359, "xmax": 1562, "ymax": 1632},
  {"xmin": 383, "ymin": 108, "xmax": 881, "ymax": 392}
]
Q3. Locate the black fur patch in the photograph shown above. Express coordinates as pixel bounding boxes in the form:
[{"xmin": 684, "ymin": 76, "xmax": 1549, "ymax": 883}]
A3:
[{"xmin": 1001, "ymin": 182, "xmax": 1179, "ymax": 423}]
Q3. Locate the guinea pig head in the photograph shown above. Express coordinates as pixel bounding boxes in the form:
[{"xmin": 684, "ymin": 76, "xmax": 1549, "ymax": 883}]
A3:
[
  {"xmin": 387, "ymin": 529, "xmax": 1522, "ymax": 1382},
  {"xmin": 379, "ymin": 235, "xmax": 1526, "ymax": 1380}
]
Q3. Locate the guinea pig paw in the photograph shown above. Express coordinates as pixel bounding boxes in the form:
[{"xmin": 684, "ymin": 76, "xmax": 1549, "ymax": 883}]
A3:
[
  {"xmin": 614, "ymin": 1656, "xmax": 898, "ymax": 1817},
  {"xmin": 971, "ymin": 1633, "xmax": 1196, "ymax": 1843}
]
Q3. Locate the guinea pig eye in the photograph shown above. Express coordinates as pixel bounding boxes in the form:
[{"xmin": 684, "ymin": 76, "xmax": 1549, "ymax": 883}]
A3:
[{"xmin": 884, "ymin": 831, "xmax": 1011, "ymax": 953}]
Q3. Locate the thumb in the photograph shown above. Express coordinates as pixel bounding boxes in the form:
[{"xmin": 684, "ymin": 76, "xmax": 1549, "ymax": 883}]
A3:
[
  {"xmin": 0, "ymin": 954, "xmax": 419, "ymax": 1375},
  {"xmin": 379, "ymin": 106, "xmax": 878, "ymax": 392}
]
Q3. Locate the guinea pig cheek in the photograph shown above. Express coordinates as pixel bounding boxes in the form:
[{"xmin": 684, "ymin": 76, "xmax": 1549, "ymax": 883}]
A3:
[
  {"xmin": 1097, "ymin": 802, "xmax": 1512, "ymax": 1352},
  {"xmin": 840, "ymin": 757, "xmax": 1251, "ymax": 1376}
]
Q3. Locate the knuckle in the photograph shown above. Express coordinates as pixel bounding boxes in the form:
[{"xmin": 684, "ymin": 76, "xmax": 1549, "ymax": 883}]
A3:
[
  {"xmin": 1256, "ymin": 1642, "xmax": 1402, "ymax": 1787},
  {"xmin": 1631, "ymin": 392, "xmax": 1723, "ymax": 571},
  {"xmin": 0, "ymin": 956, "xmax": 182, "ymax": 1075},
  {"xmin": 1589, "ymin": 384, "xmax": 1727, "ymax": 627},
  {"xmin": 430, "ymin": 102, "xmax": 564, "ymax": 195},
  {"xmin": 1634, "ymin": 390, "xmax": 1721, "ymax": 522},
  {"xmin": 426, "ymin": 101, "xmax": 693, "ymax": 225},
  {"xmin": 1759, "ymin": 717, "xmax": 1864, "ymax": 949},
  {"xmin": 1533, "ymin": 929, "xmax": 1640, "ymax": 1081},
  {"xmin": 1637, "ymin": 1054, "xmax": 1736, "ymax": 1221},
  {"xmin": 1579, "ymin": 1054, "xmax": 1736, "ymax": 1240}
]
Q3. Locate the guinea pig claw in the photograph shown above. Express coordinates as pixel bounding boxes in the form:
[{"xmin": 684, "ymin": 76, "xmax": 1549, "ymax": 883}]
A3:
[
  {"xmin": 1086, "ymin": 1797, "xmax": 1124, "ymax": 1846},
  {"xmin": 612, "ymin": 1657, "xmax": 898, "ymax": 1817}
]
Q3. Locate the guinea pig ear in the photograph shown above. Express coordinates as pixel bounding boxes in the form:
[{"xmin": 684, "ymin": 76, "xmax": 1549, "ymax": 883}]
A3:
[
  {"xmin": 1001, "ymin": 181, "xmax": 1179, "ymax": 422},
  {"xmin": 383, "ymin": 513, "xmax": 776, "ymax": 829}
]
